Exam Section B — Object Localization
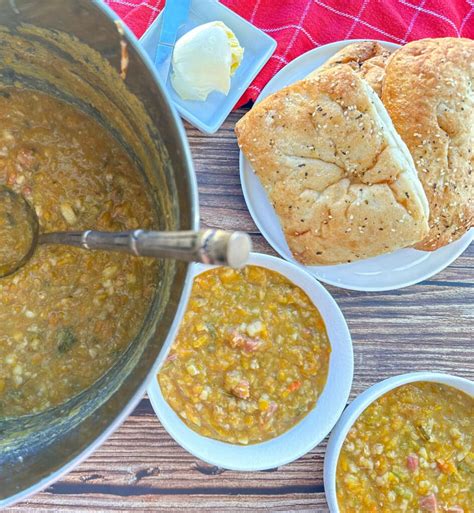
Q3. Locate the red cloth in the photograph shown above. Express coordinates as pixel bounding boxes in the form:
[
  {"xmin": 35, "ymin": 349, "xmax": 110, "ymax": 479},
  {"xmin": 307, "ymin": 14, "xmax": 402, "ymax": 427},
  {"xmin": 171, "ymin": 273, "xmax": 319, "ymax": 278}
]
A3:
[{"xmin": 105, "ymin": 0, "xmax": 474, "ymax": 108}]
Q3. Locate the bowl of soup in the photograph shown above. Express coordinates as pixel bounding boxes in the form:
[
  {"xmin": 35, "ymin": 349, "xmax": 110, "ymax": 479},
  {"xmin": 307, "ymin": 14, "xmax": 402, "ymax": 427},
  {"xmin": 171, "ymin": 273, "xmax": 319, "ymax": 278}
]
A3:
[
  {"xmin": 324, "ymin": 372, "xmax": 474, "ymax": 513},
  {"xmin": 148, "ymin": 252, "xmax": 354, "ymax": 470},
  {"xmin": 0, "ymin": 0, "xmax": 199, "ymax": 507}
]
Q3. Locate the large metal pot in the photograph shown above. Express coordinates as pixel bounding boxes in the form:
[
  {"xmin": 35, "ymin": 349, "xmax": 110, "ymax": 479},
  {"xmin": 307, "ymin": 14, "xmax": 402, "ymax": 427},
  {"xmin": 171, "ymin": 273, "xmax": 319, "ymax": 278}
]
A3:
[{"xmin": 0, "ymin": 0, "xmax": 198, "ymax": 506}]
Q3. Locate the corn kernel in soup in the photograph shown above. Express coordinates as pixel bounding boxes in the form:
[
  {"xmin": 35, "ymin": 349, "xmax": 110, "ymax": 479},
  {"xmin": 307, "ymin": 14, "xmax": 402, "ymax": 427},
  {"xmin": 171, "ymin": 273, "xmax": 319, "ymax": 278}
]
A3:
[
  {"xmin": 159, "ymin": 265, "xmax": 331, "ymax": 445},
  {"xmin": 336, "ymin": 382, "xmax": 474, "ymax": 513}
]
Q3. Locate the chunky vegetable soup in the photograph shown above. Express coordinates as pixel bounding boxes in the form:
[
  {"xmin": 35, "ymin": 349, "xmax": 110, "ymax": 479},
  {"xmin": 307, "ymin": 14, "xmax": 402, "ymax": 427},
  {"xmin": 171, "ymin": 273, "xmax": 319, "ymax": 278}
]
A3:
[
  {"xmin": 336, "ymin": 382, "xmax": 473, "ymax": 513},
  {"xmin": 159, "ymin": 265, "xmax": 331, "ymax": 445},
  {"xmin": 0, "ymin": 88, "xmax": 157, "ymax": 417},
  {"xmin": 0, "ymin": 187, "xmax": 35, "ymax": 276}
]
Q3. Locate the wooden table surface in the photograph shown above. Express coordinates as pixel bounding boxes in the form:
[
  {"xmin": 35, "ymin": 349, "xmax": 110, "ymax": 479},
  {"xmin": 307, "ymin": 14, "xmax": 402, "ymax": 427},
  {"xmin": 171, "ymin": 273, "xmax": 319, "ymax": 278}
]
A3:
[{"xmin": 10, "ymin": 110, "xmax": 473, "ymax": 513}]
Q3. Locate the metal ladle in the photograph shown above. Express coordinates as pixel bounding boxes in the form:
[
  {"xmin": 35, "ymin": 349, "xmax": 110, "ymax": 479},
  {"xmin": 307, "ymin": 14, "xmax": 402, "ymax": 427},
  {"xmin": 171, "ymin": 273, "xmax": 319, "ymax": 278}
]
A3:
[{"xmin": 0, "ymin": 186, "xmax": 251, "ymax": 278}]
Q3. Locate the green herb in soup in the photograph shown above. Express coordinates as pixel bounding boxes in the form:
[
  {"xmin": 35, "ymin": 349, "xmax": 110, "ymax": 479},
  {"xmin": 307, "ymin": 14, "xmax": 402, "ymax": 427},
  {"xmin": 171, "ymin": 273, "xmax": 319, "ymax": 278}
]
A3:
[
  {"xmin": 336, "ymin": 382, "xmax": 474, "ymax": 513},
  {"xmin": 0, "ymin": 88, "xmax": 157, "ymax": 418}
]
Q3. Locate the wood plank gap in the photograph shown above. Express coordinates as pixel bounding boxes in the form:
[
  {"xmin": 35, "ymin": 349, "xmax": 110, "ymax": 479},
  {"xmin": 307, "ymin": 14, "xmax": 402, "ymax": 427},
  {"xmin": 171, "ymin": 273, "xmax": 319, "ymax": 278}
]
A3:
[{"xmin": 46, "ymin": 482, "xmax": 325, "ymax": 497}]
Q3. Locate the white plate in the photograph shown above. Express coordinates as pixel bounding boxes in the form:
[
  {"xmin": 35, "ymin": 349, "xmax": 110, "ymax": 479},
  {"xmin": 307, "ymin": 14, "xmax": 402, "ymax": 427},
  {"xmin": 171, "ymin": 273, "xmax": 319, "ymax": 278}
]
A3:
[
  {"xmin": 148, "ymin": 253, "xmax": 353, "ymax": 471},
  {"xmin": 239, "ymin": 39, "xmax": 474, "ymax": 291},
  {"xmin": 140, "ymin": 0, "xmax": 276, "ymax": 134},
  {"xmin": 323, "ymin": 372, "xmax": 474, "ymax": 513}
]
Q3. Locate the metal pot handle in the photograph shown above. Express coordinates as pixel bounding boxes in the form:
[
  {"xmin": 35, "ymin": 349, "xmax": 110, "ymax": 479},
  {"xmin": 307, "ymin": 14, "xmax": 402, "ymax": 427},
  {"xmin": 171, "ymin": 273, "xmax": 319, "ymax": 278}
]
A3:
[{"xmin": 40, "ymin": 229, "xmax": 251, "ymax": 268}]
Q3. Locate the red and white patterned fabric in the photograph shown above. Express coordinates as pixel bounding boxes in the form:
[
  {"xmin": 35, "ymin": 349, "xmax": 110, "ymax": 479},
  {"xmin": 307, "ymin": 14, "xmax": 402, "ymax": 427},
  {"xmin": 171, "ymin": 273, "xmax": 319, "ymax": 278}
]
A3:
[{"xmin": 105, "ymin": 0, "xmax": 474, "ymax": 108}]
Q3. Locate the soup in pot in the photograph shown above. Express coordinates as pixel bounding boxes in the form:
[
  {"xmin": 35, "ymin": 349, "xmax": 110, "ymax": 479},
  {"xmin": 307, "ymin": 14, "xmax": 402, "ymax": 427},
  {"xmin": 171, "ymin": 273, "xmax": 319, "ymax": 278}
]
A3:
[{"xmin": 0, "ymin": 88, "xmax": 157, "ymax": 418}]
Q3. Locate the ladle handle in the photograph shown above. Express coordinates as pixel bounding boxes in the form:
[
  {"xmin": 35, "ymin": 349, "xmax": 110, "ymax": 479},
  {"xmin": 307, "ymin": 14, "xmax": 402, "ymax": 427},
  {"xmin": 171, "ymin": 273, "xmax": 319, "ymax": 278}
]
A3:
[{"xmin": 39, "ymin": 229, "xmax": 251, "ymax": 268}]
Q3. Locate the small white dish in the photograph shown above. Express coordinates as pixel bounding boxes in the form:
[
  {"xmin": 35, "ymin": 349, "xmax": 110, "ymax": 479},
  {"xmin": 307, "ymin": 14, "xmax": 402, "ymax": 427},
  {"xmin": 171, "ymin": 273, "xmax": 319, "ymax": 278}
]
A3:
[
  {"xmin": 140, "ymin": 0, "xmax": 276, "ymax": 134},
  {"xmin": 324, "ymin": 372, "xmax": 474, "ymax": 513},
  {"xmin": 239, "ymin": 39, "xmax": 474, "ymax": 291},
  {"xmin": 148, "ymin": 252, "xmax": 353, "ymax": 471}
]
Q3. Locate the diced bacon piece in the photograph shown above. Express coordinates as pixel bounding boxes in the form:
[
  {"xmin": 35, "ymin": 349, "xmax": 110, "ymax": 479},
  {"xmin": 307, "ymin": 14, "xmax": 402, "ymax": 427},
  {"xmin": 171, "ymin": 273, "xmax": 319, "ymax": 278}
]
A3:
[
  {"xmin": 226, "ymin": 329, "xmax": 263, "ymax": 352},
  {"xmin": 419, "ymin": 493, "xmax": 438, "ymax": 512},
  {"xmin": 242, "ymin": 337, "xmax": 263, "ymax": 352},
  {"xmin": 6, "ymin": 172, "xmax": 16, "ymax": 186},
  {"xmin": 446, "ymin": 507, "xmax": 464, "ymax": 513},
  {"xmin": 165, "ymin": 352, "xmax": 177, "ymax": 363},
  {"xmin": 16, "ymin": 147, "xmax": 36, "ymax": 170},
  {"xmin": 224, "ymin": 370, "xmax": 250, "ymax": 399},
  {"xmin": 406, "ymin": 453, "xmax": 419, "ymax": 471},
  {"xmin": 231, "ymin": 379, "xmax": 250, "ymax": 400},
  {"xmin": 21, "ymin": 185, "xmax": 32, "ymax": 199}
]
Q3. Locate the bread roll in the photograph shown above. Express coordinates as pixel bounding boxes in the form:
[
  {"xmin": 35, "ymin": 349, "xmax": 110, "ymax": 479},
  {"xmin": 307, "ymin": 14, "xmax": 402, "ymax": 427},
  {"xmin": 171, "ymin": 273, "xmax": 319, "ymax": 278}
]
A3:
[
  {"xmin": 382, "ymin": 38, "xmax": 474, "ymax": 251},
  {"xmin": 306, "ymin": 41, "xmax": 391, "ymax": 96},
  {"xmin": 236, "ymin": 65, "xmax": 429, "ymax": 265}
]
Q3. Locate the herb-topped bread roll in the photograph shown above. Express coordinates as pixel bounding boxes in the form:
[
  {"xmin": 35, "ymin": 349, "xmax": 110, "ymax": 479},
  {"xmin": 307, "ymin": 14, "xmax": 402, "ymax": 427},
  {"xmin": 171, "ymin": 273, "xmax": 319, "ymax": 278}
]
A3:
[
  {"xmin": 236, "ymin": 65, "xmax": 429, "ymax": 265},
  {"xmin": 382, "ymin": 38, "xmax": 474, "ymax": 251},
  {"xmin": 307, "ymin": 41, "xmax": 391, "ymax": 97}
]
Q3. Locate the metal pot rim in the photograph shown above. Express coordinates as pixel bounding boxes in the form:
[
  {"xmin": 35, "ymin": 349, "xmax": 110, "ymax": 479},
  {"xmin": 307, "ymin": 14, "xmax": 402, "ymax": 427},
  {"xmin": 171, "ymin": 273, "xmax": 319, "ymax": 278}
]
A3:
[{"xmin": 1, "ymin": 0, "xmax": 198, "ymax": 507}]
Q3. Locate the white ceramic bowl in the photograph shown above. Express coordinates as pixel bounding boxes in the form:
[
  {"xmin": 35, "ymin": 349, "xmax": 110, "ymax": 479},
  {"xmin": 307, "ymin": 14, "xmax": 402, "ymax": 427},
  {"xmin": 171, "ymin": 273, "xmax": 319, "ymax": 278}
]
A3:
[
  {"xmin": 148, "ymin": 252, "xmax": 353, "ymax": 471},
  {"xmin": 239, "ymin": 39, "xmax": 474, "ymax": 291},
  {"xmin": 324, "ymin": 372, "xmax": 474, "ymax": 513}
]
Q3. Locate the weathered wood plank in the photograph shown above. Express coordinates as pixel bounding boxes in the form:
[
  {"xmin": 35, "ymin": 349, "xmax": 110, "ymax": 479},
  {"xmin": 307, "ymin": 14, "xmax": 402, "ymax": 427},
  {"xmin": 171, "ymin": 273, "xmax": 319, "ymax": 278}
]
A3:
[
  {"xmin": 39, "ymin": 398, "xmax": 326, "ymax": 490},
  {"xmin": 13, "ymin": 492, "xmax": 329, "ymax": 512},
  {"xmin": 9, "ymin": 110, "xmax": 473, "ymax": 512}
]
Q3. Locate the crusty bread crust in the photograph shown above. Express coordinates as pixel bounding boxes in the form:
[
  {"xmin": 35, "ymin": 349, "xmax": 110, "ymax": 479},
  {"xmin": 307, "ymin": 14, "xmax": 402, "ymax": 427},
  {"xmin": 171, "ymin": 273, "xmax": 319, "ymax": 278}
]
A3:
[
  {"xmin": 236, "ymin": 65, "xmax": 429, "ymax": 265},
  {"xmin": 306, "ymin": 41, "xmax": 391, "ymax": 97},
  {"xmin": 382, "ymin": 38, "xmax": 474, "ymax": 251}
]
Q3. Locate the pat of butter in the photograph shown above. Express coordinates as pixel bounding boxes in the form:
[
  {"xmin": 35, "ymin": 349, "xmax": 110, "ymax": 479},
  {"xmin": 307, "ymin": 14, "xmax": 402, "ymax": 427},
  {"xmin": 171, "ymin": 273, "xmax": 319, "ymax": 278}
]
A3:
[{"xmin": 171, "ymin": 21, "xmax": 244, "ymax": 102}]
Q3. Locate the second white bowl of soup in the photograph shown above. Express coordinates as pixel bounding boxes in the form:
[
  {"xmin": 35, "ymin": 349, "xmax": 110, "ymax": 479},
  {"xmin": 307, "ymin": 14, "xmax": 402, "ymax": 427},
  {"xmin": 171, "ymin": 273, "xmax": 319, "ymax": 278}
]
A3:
[
  {"xmin": 148, "ymin": 253, "xmax": 353, "ymax": 470},
  {"xmin": 324, "ymin": 372, "xmax": 474, "ymax": 513}
]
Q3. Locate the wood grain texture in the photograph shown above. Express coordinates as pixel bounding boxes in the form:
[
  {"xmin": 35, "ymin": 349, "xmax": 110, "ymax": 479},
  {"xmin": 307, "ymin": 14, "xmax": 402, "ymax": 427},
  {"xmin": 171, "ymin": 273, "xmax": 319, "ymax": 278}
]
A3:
[{"xmin": 9, "ymin": 110, "xmax": 473, "ymax": 513}]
